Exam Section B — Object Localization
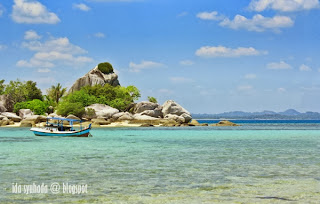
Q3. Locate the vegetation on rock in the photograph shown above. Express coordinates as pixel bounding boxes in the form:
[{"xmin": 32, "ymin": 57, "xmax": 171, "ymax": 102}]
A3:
[
  {"xmin": 56, "ymin": 84, "xmax": 140, "ymax": 117},
  {"xmin": 97, "ymin": 62, "xmax": 114, "ymax": 74},
  {"xmin": 148, "ymin": 96, "xmax": 158, "ymax": 103}
]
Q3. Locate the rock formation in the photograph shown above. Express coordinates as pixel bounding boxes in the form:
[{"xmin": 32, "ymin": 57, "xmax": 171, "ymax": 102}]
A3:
[
  {"xmin": 162, "ymin": 100, "xmax": 192, "ymax": 123},
  {"xmin": 211, "ymin": 120, "xmax": 240, "ymax": 126},
  {"xmin": 0, "ymin": 95, "xmax": 13, "ymax": 112},
  {"xmin": 85, "ymin": 104, "xmax": 119, "ymax": 119},
  {"xmin": 68, "ymin": 64, "xmax": 120, "ymax": 93}
]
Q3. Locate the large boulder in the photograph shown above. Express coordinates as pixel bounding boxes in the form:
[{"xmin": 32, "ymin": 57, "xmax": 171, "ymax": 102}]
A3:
[
  {"xmin": 0, "ymin": 95, "xmax": 14, "ymax": 112},
  {"xmin": 161, "ymin": 100, "xmax": 192, "ymax": 123},
  {"xmin": 211, "ymin": 120, "xmax": 240, "ymax": 126},
  {"xmin": 20, "ymin": 120, "xmax": 35, "ymax": 127},
  {"xmin": 68, "ymin": 65, "xmax": 120, "ymax": 93},
  {"xmin": 91, "ymin": 118, "xmax": 110, "ymax": 125},
  {"xmin": 112, "ymin": 112, "xmax": 133, "ymax": 120},
  {"xmin": 0, "ymin": 112, "xmax": 22, "ymax": 122},
  {"xmin": 19, "ymin": 109, "xmax": 33, "ymax": 119},
  {"xmin": 66, "ymin": 114, "xmax": 81, "ymax": 120},
  {"xmin": 85, "ymin": 104, "xmax": 119, "ymax": 119},
  {"xmin": 164, "ymin": 114, "xmax": 186, "ymax": 123},
  {"xmin": 0, "ymin": 104, "xmax": 7, "ymax": 112},
  {"xmin": 133, "ymin": 101, "xmax": 161, "ymax": 113},
  {"xmin": 133, "ymin": 113, "xmax": 159, "ymax": 121}
]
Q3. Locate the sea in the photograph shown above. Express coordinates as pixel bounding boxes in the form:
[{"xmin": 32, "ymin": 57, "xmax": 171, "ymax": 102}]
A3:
[{"xmin": 1, "ymin": 120, "xmax": 320, "ymax": 203}]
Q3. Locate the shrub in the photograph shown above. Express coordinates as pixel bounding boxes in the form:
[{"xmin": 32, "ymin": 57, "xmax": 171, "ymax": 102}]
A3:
[
  {"xmin": 14, "ymin": 99, "xmax": 49, "ymax": 115},
  {"xmin": 148, "ymin": 96, "xmax": 158, "ymax": 103},
  {"xmin": 84, "ymin": 108, "xmax": 96, "ymax": 119},
  {"xmin": 57, "ymin": 101, "xmax": 85, "ymax": 118},
  {"xmin": 98, "ymin": 62, "xmax": 114, "ymax": 74}
]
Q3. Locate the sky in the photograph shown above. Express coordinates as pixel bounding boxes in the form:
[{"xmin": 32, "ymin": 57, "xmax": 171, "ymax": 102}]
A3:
[{"xmin": 0, "ymin": 0, "xmax": 320, "ymax": 114}]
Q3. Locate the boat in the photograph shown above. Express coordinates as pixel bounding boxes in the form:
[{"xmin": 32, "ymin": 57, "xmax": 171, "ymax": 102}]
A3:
[{"xmin": 30, "ymin": 117, "xmax": 92, "ymax": 137}]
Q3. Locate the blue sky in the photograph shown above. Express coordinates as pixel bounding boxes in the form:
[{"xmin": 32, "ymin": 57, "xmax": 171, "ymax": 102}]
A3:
[{"xmin": 0, "ymin": 0, "xmax": 320, "ymax": 113}]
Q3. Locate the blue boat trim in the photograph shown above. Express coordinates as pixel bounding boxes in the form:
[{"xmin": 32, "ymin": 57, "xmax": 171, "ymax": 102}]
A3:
[{"xmin": 30, "ymin": 117, "xmax": 92, "ymax": 137}]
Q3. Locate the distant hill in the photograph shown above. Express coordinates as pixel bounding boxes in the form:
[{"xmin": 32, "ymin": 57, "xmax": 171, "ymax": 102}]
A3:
[{"xmin": 192, "ymin": 109, "xmax": 320, "ymax": 119}]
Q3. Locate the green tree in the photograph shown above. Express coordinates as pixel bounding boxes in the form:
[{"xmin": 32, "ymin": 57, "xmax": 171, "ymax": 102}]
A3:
[
  {"xmin": 4, "ymin": 79, "xmax": 43, "ymax": 104},
  {"xmin": 148, "ymin": 96, "xmax": 158, "ymax": 103},
  {"xmin": 24, "ymin": 81, "xmax": 43, "ymax": 101},
  {"xmin": 46, "ymin": 83, "xmax": 67, "ymax": 104},
  {"xmin": 0, "ymin": 79, "xmax": 5, "ymax": 95},
  {"xmin": 57, "ymin": 101, "xmax": 85, "ymax": 118}
]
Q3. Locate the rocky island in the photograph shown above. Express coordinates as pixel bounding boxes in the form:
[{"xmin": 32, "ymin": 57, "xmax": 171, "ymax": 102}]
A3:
[{"xmin": 0, "ymin": 62, "xmax": 203, "ymax": 128}]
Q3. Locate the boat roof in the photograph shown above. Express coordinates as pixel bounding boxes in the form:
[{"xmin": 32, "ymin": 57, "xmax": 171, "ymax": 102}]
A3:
[{"xmin": 47, "ymin": 117, "xmax": 82, "ymax": 122}]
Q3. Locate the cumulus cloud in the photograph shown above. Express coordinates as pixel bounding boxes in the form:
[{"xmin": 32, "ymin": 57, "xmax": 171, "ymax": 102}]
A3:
[
  {"xmin": 299, "ymin": 64, "xmax": 312, "ymax": 71},
  {"xmin": 129, "ymin": 60, "xmax": 163, "ymax": 72},
  {"xmin": 24, "ymin": 30, "xmax": 41, "ymax": 40},
  {"xmin": 267, "ymin": 61, "xmax": 292, "ymax": 69},
  {"xmin": 73, "ymin": 3, "xmax": 91, "ymax": 11},
  {"xmin": 220, "ymin": 14, "xmax": 294, "ymax": 32},
  {"xmin": 196, "ymin": 11, "xmax": 223, "ymax": 21},
  {"xmin": 249, "ymin": 0, "xmax": 319, "ymax": 12},
  {"xmin": 170, "ymin": 77, "xmax": 194, "ymax": 83},
  {"xmin": 195, "ymin": 46, "xmax": 266, "ymax": 58},
  {"xmin": 17, "ymin": 35, "xmax": 93, "ymax": 70},
  {"xmin": 94, "ymin": 32, "xmax": 105, "ymax": 38},
  {"xmin": 180, "ymin": 60, "xmax": 194, "ymax": 66},
  {"xmin": 12, "ymin": 0, "xmax": 60, "ymax": 24}
]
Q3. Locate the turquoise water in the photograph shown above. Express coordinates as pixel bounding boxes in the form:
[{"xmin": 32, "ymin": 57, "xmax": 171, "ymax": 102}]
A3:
[{"xmin": 1, "ymin": 125, "xmax": 320, "ymax": 203}]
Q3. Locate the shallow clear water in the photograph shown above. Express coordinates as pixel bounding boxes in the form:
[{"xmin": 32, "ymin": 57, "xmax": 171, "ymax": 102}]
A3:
[{"xmin": 1, "ymin": 124, "xmax": 320, "ymax": 203}]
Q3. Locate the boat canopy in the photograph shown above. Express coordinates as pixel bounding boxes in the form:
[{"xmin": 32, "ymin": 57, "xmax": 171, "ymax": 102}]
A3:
[
  {"xmin": 47, "ymin": 117, "xmax": 82, "ymax": 122},
  {"xmin": 46, "ymin": 117, "xmax": 83, "ymax": 131}
]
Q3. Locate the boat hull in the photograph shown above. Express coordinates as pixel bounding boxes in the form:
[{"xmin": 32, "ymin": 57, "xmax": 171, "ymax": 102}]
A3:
[{"xmin": 31, "ymin": 128, "xmax": 91, "ymax": 137}]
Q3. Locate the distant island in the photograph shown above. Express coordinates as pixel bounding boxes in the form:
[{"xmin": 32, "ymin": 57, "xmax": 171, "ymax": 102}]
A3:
[{"xmin": 192, "ymin": 109, "xmax": 320, "ymax": 120}]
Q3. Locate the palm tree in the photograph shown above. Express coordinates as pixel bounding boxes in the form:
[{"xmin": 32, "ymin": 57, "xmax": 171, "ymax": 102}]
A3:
[{"xmin": 47, "ymin": 83, "xmax": 67, "ymax": 104}]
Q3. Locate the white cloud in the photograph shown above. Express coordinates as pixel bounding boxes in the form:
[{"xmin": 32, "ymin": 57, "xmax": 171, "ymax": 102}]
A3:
[
  {"xmin": 0, "ymin": 4, "xmax": 5, "ymax": 17},
  {"xmin": 267, "ymin": 61, "xmax": 292, "ymax": 69},
  {"xmin": 180, "ymin": 60, "xmax": 194, "ymax": 66},
  {"xmin": 220, "ymin": 14, "xmax": 294, "ymax": 32},
  {"xmin": 37, "ymin": 68, "xmax": 51, "ymax": 73},
  {"xmin": 0, "ymin": 44, "xmax": 7, "ymax": 50},
  {"xmin": 12, "ymin": 0, "xmax": 60, "ymax": 24},
  {"xmin": 244, "ymin": 74, "xmax": 257, "ymax": 79},
  {"xmin": 177, "ymin": 12, "xmax": 188, "ymax": 17},
  {"xmin": 249, "ymin": 0, "xmax": 319, "ymax": 12},
  {"xmin": 24, "ymin": 30, "xmax": 41, "ymax": 40},
  {"xmin": 196, "ymin": 11, "xmax": 223, "ymax": 21},
  {"xmin": 129, "ymin": 60, "xmax": 163, "ymax": 72},
  {"xmin": 237, "ymin": 85, "xmax": 253, "ymax": 91},
  {"xmin": 73, "ymin": 3, "xmax": 91, "ymax": 11},
  {"xmin": 278, "ymin": 87, "xmax": 286, "ymax": 93},
  {"xmin": 22, "ymin": 37, "xmax": 87, "ymax": 55},
  {"xmin": 196, "ymin": 46, "xmax": 266, "ymax": 58},
  {"xmin": 17, "ymin": 35, "xmax": 93, "ymax": 69},
  {"xmin": 170, "ymin": 77, "xmax": 194, "ymax": 83},
  {"xmin": 299, "ymin": 64, "xmax": 312, "ymax": 71},
  {"xmin": 94, "ymin": 32, "xmax": 105, "ymax": 38}
]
